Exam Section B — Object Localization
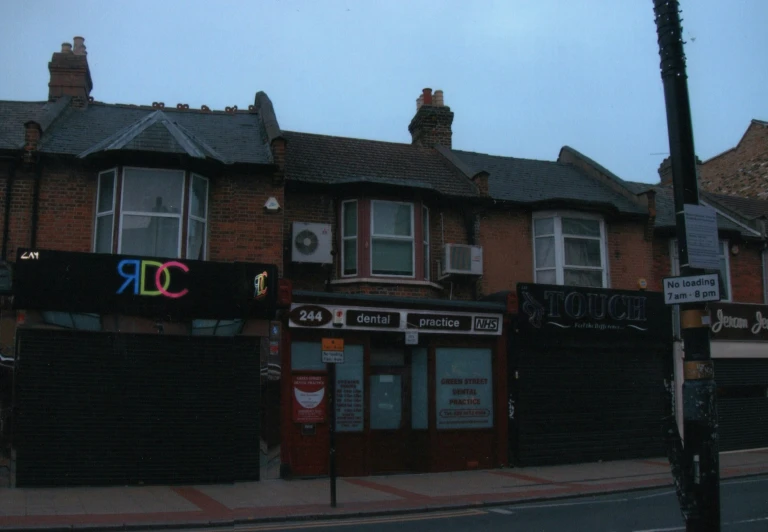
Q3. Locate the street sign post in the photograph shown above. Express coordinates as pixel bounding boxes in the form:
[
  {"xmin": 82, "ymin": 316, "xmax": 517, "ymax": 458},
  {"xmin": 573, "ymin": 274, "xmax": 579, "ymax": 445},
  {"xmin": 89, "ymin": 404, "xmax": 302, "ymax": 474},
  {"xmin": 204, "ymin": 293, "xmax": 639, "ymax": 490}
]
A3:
[
  {"xmin": 321, "ymin": 337, "xmax": 344, "ymax": 508},
  {"xmin": 663, "ymin": 274, "xmax": 721, "ymax": 305}
]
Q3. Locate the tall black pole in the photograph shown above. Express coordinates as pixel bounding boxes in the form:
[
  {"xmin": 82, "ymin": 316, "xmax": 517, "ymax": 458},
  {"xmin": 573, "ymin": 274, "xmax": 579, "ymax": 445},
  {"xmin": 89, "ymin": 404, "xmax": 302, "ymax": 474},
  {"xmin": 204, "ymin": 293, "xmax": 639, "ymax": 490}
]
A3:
[
  {"xmin": 652, "ymin": 1, "xmax": 720, "ymax": 530},
  {"xmin": 329, "ymin": 362, "xmax": 337, "ymax": 508}
]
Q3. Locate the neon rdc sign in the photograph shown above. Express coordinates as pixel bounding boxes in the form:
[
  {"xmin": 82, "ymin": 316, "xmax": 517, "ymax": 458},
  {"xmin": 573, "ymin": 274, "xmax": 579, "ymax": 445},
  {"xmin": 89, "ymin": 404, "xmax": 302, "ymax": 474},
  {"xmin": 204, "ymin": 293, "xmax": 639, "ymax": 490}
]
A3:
[{"xmin": 116, "ymin": 259, "xmax": 190, "ymax": 299}]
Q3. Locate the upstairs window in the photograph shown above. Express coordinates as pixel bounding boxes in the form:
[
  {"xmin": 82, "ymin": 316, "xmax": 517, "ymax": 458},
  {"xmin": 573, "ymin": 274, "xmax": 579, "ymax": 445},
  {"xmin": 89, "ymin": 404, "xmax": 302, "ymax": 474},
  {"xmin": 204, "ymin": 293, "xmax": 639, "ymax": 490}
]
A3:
[
  {"xmin": 338, "ymin": 199, "xmax": 429, "ymax": 280},
  {"xmin": 371, "ymin": 200, "xmax": 414, "ymax": 277},
  {"xmin": 93, "ymin": 167, "xmax": 209, "ymax": 259},
  {"xmin": 341, "ymin": 200, "xmax": 358, "ymax": 276},
  {"xmin": 533, "ymin": 213, "xmax": 607, "ymax": 288}
]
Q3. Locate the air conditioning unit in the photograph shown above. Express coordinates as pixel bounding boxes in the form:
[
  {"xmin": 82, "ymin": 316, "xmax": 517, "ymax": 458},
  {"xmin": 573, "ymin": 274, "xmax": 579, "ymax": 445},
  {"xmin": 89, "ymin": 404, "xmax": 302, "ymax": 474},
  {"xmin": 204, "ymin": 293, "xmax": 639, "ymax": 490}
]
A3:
[
  {"xmin": 440, "ymin": 244, "xmax": 483, "ymax": 278},
  {"xmin": 292, "ymin": 222, "xmax": 333, "ymax": 264}
]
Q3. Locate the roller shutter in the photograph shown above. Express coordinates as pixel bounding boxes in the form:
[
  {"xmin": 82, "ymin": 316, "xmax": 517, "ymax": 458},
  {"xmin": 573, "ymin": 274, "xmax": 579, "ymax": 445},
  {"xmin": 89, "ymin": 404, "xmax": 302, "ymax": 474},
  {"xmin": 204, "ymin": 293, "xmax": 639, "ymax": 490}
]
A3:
[
  {"xmin": 14, "ymin": 329, "xmax": 260, "ymax": 487},
  {"xmin": 514, "ymin": 345, "xmax": 670, "ymax": 466},
  {"xmin": 715, "ymin": 358, "xmax": 768, "ymax": 452}
]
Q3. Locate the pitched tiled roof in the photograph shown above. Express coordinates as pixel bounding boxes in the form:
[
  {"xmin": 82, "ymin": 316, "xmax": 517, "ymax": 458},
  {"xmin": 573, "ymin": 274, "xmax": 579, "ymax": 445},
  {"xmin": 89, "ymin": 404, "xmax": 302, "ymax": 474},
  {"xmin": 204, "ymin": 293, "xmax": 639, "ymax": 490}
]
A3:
[
  {"xmin": 703, "ymin": 192, "xmax": 768, "ymax": 220},
  {"xmin": 1, "ymin": 101, "xmax": 274, "ymax": 165},
  {"xmin": 452, "ymin": 150, "xmax": 647, "ymax": 215},
  {"xmin": 283, "ymin": 131, "xmax": 479, "ymax": 197},
  {"xmin": 0, "ymin": 100, "xmax": 53, "ymax": 150},
  {"xmin": 651, "ymin": 186, "xmax": 761, "ymax": 237}
]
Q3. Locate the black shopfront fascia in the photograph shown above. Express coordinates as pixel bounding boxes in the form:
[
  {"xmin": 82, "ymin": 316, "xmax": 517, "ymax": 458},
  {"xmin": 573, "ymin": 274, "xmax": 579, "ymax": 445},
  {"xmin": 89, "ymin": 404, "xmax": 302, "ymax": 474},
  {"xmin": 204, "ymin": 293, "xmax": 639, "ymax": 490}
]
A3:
[
  {"xmin": 516, "ymin": 283, "xmax": 672, "ymax": 347},
  {"xmin": 13, "ymin": 248, "xmax": 278, "ymax": 320}
]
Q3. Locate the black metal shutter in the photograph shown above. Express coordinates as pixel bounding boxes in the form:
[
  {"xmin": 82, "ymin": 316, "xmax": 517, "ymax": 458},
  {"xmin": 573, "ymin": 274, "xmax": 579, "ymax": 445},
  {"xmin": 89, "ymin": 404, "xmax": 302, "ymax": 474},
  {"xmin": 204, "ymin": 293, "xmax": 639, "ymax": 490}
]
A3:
[
  {"xmin": 14, "ymin": 330, "xmax": 260, "ymax": 487},
  {"xmin": 514, "ymin": 345, "xmax": 670, "ymax": 466},
  {"xmin": 715, "ymin": 358, "xmax": 768, "ymax": 452}
]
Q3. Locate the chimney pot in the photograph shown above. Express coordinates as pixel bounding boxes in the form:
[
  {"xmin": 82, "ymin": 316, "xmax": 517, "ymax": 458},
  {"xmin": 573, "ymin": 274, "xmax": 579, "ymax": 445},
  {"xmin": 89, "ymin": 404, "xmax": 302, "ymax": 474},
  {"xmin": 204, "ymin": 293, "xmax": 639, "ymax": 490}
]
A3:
[
  {"xmin": 434, "ymin": 90, "xmax": 444, "ymax": 107},
  {"xmin": 61, "ymin": 42, "xmax": 72, "ymax": 53},
  {"xmin": 422, "ymin": 88, "xmax": 432, "ymax": 105},
  {"xmin": 73, "ymin": 36, "xmax": 86, "ymax": 55}
]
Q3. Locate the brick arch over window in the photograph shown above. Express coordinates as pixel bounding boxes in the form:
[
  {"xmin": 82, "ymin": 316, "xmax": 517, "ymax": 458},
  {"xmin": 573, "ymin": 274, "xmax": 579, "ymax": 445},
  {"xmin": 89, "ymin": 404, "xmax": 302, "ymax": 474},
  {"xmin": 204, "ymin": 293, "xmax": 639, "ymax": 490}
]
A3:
[{"xmin": 339, "ymin": 199, "xmax": 429, "ymax": 280}]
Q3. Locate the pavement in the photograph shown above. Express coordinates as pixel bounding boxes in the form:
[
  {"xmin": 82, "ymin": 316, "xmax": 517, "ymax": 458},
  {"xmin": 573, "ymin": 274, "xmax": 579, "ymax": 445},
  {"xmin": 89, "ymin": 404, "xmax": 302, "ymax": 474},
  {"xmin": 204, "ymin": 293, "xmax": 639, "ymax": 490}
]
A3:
[{"xmin": 0, "ymin": 449, "xmax": 767, "ymax": 531}]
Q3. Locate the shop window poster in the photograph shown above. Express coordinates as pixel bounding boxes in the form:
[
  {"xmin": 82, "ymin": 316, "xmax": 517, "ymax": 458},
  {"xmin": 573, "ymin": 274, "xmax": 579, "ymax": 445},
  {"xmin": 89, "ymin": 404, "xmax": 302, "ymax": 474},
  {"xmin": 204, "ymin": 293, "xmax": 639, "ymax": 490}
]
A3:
[{"xmin": 435, "ymin": 347, "xmax": 493, "ymax": 429}]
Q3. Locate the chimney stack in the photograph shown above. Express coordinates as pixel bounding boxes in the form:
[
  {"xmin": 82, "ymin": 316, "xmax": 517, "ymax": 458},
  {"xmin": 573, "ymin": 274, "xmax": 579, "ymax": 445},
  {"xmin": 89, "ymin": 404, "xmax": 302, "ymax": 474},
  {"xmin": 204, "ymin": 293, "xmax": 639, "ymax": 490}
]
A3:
[
  {"xmin": 658, "ymin": 155, "xmax": 702, "ymax": 186},
  {"xmin": 408, "ymin": 87, "xmax": 454, "ymax": 149},
  {"xmin": 48, "ymin": 36, "xmax": 93, "ymax": 107}
]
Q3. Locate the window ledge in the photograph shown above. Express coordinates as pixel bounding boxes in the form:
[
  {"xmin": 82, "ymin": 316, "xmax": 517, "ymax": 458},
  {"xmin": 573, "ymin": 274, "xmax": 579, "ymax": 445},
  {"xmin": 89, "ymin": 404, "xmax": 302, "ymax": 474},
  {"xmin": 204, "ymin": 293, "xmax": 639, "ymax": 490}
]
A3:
[{"xmin": 330, "ymin": 277, "xmax": 444, "ymax": 290}]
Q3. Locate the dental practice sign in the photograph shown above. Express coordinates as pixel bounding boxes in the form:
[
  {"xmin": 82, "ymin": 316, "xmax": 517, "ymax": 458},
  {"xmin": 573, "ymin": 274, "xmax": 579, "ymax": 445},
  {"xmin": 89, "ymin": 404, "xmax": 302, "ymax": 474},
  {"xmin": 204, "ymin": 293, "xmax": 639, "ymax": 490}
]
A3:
[{"xmin": 13, "ymin": 248, "xmax": 278, "ymax": 320}]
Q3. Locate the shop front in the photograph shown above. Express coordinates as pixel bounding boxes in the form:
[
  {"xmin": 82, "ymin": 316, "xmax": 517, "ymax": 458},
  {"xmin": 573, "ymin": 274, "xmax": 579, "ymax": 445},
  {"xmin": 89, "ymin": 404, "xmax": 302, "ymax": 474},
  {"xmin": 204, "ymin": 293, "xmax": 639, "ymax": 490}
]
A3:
[
  {"xmin": 706, "ymin": 302, "xmax": 768, "ymax": 451},
  {"xmin": 11, "ymin": 248, "xmax": 278, "ymax": 487},
  {"xmin": 512, "ymin": 283, "xmax": 673, "ymax": 466},
  {"xmin": 281, "ymin": 292, "xmax": 507, "ymax": 478}
]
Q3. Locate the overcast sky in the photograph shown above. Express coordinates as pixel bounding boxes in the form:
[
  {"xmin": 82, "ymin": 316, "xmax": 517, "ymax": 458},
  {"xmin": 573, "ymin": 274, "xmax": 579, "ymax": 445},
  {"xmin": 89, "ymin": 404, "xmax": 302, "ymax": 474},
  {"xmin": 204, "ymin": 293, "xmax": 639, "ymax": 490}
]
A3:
[{"xmin": 2, "ymin": 0, "xmax": 766, "ymax": 184}]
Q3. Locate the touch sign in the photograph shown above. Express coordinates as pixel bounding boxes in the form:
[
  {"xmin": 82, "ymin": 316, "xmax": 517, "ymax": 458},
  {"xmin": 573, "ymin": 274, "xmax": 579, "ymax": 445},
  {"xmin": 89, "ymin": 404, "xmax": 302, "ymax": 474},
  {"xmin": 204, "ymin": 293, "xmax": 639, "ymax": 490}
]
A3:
[{"xmin": 663, "ymin": 273, "xmax": 721, "ymax": 305}]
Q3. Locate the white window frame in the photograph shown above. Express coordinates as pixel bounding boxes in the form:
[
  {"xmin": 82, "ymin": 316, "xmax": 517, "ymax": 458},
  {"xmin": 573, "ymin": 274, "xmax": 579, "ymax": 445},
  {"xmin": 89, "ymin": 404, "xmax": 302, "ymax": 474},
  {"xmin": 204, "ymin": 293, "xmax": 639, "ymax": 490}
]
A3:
[
  {"xmin": 93, "ymin": 168, "xmax": 117, "ymax": 253},
  {"xmin": 186, "ymin": 173, "xmax": 209, "ymax": 260},
  {"xmin": 341, "ymin": 200, "xmax": 358, "ymax": 277},
  {"xmin": 370, "ymin": 200, "xmax": 415, "ymax": 278},
  {"xmin": 422, "ymin": 205, "xmax": 430, "ymax": 281},
  {"xmin": 532, "ymin": 211, "xmax": 608, "ymax": 288},
  {"xmin": 669, "ymin": 238, "xmax": 731, "ymax": 302},
  {"xmin": 117, "ymin": 167, "xmax": 185, "ymax": 258}
]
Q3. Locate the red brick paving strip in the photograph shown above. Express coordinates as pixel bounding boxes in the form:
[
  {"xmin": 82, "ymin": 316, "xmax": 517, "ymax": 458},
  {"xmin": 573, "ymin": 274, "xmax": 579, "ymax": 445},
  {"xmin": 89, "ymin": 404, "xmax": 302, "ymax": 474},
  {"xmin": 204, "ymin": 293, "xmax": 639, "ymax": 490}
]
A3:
[
  {"xmin": 636, "ymin": 459, "xmax": 670, "ymax": 468},
  {"xmin": 171, "ymin": 486, "xmax": 231, "ymax": 515},
  {"xmin": 489, "ymin": 470, "xmax": 586, "ymax": 488},
  {"xmin": 343, "ymin": 478, "xmax": 431, "ymax": 500}
]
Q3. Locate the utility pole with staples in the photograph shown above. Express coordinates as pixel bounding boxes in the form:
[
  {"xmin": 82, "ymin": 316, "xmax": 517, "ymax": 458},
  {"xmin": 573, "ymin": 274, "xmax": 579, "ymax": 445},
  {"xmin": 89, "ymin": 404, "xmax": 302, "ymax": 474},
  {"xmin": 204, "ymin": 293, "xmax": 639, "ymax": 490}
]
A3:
[{"xmin": 652, "ymin": 1, "xmax": 720, "ymax": 530}]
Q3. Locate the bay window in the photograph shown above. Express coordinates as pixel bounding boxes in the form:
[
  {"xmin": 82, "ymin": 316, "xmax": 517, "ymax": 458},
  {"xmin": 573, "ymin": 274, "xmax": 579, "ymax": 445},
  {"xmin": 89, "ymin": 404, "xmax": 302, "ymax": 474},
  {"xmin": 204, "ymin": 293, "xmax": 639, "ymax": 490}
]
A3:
[
  {"xmin": 341, "ymin": 200, "xmax": 358, "ymax": 276},
  {"xmin": 93, "ymin": 167, "xmax": 209, "ymax": 259},
  {"xmin": 338, "ymin": 199, "xmax": 429, "ymax": 280},
  {"xmin": 371, "ymin": 200, "xmax": 415, "ymax": 277},
  {"xmin": 533, "ymin": 213, "xmax": 607, "ymax": 288}
]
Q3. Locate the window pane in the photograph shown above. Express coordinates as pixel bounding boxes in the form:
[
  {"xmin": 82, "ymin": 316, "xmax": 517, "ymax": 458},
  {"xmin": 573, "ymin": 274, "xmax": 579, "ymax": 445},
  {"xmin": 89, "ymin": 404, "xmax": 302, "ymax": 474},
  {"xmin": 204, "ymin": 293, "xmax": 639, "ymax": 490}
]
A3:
[
  {"xmin": 190, "ymin": 175, "xmax": 208, "ymax": 219},
  {"xmin": 534, "ymin": 217, "xmax": 554, "ymax": 235},
  {"xmin": 435, "ymin": 348, "xmax": 493, "ymax": 430},
  {"xmin": 370, "ymin": 375, "xmax": 402, "ymax": 430},
  {"xmin": 122, "ymin": 169, "xmax": 183, "ymax": 213},
  {"xmin": 564, "ymin": 238, "xmax": 602, "ymax": 267},
  {"xmin": 411, "ymin": 348, "xmax": 428, "ymax": 430},
  {"xmin": 535, "ymin": 236, "xmax": 555, "ymax": 268},
  {"xmin": 343, "ymin": 202, "xmax": 357, "ymax": 237},
  {"xmin": 191, "ymin": 319, "xmax": 244, "ymax": 336},
  {"xmin": 187, "ymin": 219, "xmax": 206, "ymax": 260},
  {"xmin": 291, "ymin": 342, "xmax": 324, "ymax": 371},
  {"xmin": 424, "ymin": 242, "xmax": 429, "ymax": 280},
  {"xmin": 373, "ymin": 202, "xmax": 412, "ymax": 236},
  {"xmin": 97, "ymin": 171, "xmax": 115, "ymax": 213},
  {"xmin": 95, "ymin": 214, "xmax": 113, "ymax": 253},
  {"xmin": 372, "ymin": 239, "xmax": 413, "ymax": 275},
  {"xmin": 371, "ymin": 348, "xmax": 404, "ymax": 366},
  {"xmin": 343, "ymin": 239, "xmax": 357, "ymax": 275},
  {"xmin": 336, "ymin": 345, "xmax": 364, "ymax": 432},
  {"xmin": 564, "ymin": 269, "xmax": 603, "ymax": 287},
  {"xmin": 563, "ymin": 218, "xmax": 600, "ymax": 237},
  {"xmin": 536, "ymin": 269, "xmax": 556, "ymax": 284},
  {"xmin": 121, "ymin": 215, "xmax": 179, "ymax": 258}
]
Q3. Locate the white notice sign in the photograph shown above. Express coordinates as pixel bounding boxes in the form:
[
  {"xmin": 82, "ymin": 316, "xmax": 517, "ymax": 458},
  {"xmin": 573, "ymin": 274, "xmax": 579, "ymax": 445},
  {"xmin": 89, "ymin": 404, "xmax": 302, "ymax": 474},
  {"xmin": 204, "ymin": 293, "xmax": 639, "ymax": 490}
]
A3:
[
  {"xmin": 683, "ymin": 204, "xmax": 720, "ymax": 270},
  {"xmin": 405, "ymin": 330, "xmax": 419, "ymax": 345},
  {"xmin": 322, "ymin": 351, "xmax": 344, "ymax": 364},
  {"xmin": 663, "ymin": 273, "xmax": 721, "ymax": 305}
]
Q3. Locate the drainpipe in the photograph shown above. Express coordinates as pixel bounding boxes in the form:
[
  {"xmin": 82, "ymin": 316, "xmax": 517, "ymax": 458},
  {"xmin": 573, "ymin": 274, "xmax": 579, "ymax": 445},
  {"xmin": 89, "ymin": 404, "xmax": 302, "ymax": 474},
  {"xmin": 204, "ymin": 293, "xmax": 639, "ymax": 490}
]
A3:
[{"xmin": 1, "ymin": 157, "xmax": 16, "ymax": 261}]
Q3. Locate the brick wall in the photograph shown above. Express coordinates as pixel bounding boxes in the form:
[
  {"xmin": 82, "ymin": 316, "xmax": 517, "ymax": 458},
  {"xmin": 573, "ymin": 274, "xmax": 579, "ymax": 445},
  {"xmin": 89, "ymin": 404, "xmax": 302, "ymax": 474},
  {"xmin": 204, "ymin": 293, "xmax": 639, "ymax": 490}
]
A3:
[
  {"xmin": 728, "ymin": 242, "xmax": 764, "ymax": 303},
  {"xmin": 479, "ymin": 210, "xmax": 532, "ymax": 295},
  {"xmin": 208, "ymin": 171, "xmax": 284, "ymax": 273},
  {"xmin": 699, "ymin": 122, "xmax": 768, "ymax": 199},
  {"xmin": 606, "ymin": 220, "xmax": 653, "ymax": 291},
  {"xmin": 0, "ymin": 161, "xmax": 284, "ymax": 273}
]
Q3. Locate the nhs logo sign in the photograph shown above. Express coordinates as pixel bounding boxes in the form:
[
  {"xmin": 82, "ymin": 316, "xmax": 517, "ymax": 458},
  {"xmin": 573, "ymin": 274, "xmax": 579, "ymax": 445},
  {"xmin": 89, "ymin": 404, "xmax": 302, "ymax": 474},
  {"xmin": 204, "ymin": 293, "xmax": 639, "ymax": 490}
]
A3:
[{"xmin": 473, "ymin": 316, "xmax": 500, "ymax": 332}]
